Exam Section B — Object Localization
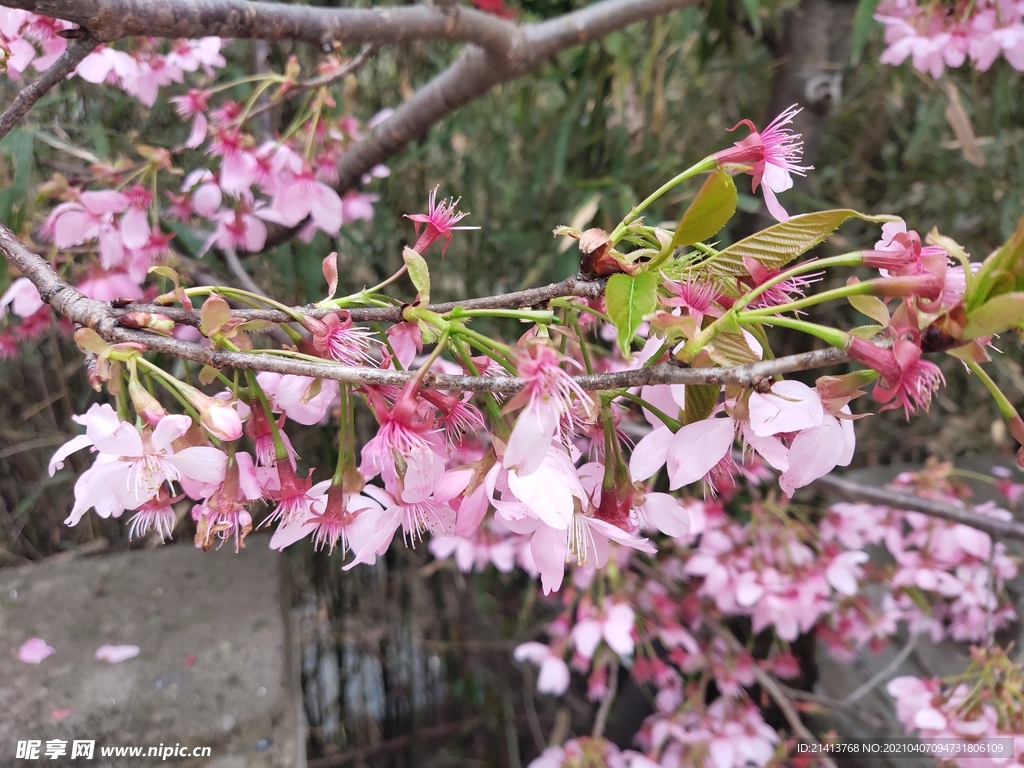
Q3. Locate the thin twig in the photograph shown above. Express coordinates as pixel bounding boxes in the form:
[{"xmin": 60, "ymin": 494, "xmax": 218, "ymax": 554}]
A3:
[
  {"xmin": 844, "ymin": 632, "xmax": 920, "ymax": 704},
  {"xmin": 0, "ymin": 36, "xmax": 96, "ymax": 143},
  {"xmin": 778, "ymin": 685, "xmax": 890, "ymax": 730},
  {"xmin": 591, "ymin": 656, "xmax": 619, "ymax": 739},
  {"xmin": 707, "ymin": 615, "xmax": 840, "ymax": 768},
  {"xmin": 247, "ymin": 43, "xmax": 379, "ymax": 122}
]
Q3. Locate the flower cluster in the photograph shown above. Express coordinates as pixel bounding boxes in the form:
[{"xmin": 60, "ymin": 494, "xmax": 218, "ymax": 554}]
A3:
[
  {"xmin": 889, "ymin": 648, "xmax": 1024, "ymax": 767},
  {"xmin": 875, "ymin": 0, "xmax": 1024, "ymax": 77}
]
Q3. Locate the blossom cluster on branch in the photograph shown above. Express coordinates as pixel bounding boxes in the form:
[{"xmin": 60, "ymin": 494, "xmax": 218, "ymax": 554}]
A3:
[{"xmin": 2, "ymin": 3, "xmax": 1024, "ymax": 764}]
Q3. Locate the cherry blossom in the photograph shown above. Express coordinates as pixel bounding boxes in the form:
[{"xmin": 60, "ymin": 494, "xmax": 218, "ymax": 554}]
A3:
[{"xmin": 713, "ymin": 104, "xmax": 811, "ymax": 221}]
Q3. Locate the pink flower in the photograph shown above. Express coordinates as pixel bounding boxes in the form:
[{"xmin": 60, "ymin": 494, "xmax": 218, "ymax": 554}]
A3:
[
  {"xmin": 302, "ymin": 312, "xmax": 378, "ymax": 365},
  {"xmin": 266, "ymin": 169, "xmax": 344, "ymax": 235},
  {"xmin": 127, "ymin": 489, "xmax": 179, "ymax": 541},
  {"xmin": 270, "ymin": 482, "xmax": 383, "ymax": 554},
  {"xmin": 256, "ymin": 372, "xmax": 339, "ymax": 426},
  {"xmin": 94, "ymin": 644, "xmax": 140, "ymax": 664},
  {"xmin": 513, "ymin": 641, "xmax": 571, "ymax": 695},
  {"xmin": 50, "ymin": 404, "xmax": 228, "ymax": 526},
  {"xmin": 18, "ymin": 637, "xmax": 55, "ymax": 664},
  {"xmin": 0, "ymin": 277, "xmax": 43, "ymax": 318},
  {"xmin": 778, "ymin": 409, "xmax": 855, "ymax": 495},
  {"xmin": 847, "ymin": 335, "xmax": 945, "ymax": 418},
  {"xmin": 170, "ymin": 88, "xmax": 211, "ymax": 148},
  {"xmin": 404, "ymin": 186, "xmax": 478, "ymax": 257},
  {"xmin": 503, "ymin": 345, "xmax": 593, "ymax": 476},
  {"xmin": 713, "ymin": 104, "xmax": 811, "ymax": 222},
  {"xmin": 48, "ymin": 189, "xmax": 131, "ymax": 269},
  {"xmin": 661, "ymin": 277, "xmax": 722, "ymax": 326},
  {"xmin": 572, "ymin": 601, "xmax": 636, "ymax": 659}
]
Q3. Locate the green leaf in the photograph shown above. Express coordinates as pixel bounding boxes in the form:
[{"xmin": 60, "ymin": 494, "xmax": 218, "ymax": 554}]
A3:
[
  {"xmin": 403, "ymin": 246, "xmax": 431, "ymax": 306},
  {"xmin": 966, "ymin": 215, "xmax": 1024, "ymax": 312},
  {"xmin": 706, "ymin": 331, "xmax": 760, "ymax": 367},
  {"xmin": 198, "ymin": 365, "xmax": 219, "ymax": 386},
  {"xmin": 705, "ymin": 210, "xmax": 896, "ymax": 277},
  {"xmin": 962, "ymin": 292, "xmax": 1024, "ymax": 339},
  {"xmin": 849, "ymin": 294, "xmax": 890, "ymax": 327},
  {"xmin": 671, "ymin": 169, "xmax": 738, "ymax": 249},
  {"xmin": 148, "ymin": 265, "xmax": 180, "ymax": 287},
  {"xmin": 683, "ymin": 383, "xmax": 721, "ymax": 425},
  {"xmin": 606, "ymin": 271, "xmax": 659, "ymax": 358},
  {"xmin": 850, "ymin": 0, "xmax": 882, "ymax": 65},
  {"xmin": 738, "ymin": 0, "xmax": 762, "ymax": 35}
]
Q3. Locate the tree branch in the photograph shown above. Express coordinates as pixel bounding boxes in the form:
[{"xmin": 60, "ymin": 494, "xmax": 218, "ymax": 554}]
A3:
[
  {"xmin": 0, "ymin": 36, "xmax": 97, "ymax": 143},
  {"xmin": 0, "ymin": 218, "xmax": 854, "ymax": 393},
  {"xmin": 812, "ymin": 474, "xmax": 1024, "ymax": 544},
  {"xmin": 3, "ymin": 0, "xmax": 521, "ymax": 55}
]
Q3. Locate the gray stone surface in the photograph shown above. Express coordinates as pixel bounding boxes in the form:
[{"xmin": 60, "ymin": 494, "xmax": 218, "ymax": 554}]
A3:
[{"xmin": 0, "ymin": 540, "xmax": 303, "ymax": 767}]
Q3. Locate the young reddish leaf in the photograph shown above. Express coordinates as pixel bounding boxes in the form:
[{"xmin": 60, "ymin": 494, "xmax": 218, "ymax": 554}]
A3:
[
  {"xmin": 671, "ymin": 169, "xmax": 738, "ymax": 249},
  {"xmin": 198, "ymin": 365, "xmax": 219, "ymax": 386},
  {"xmin": 322, "ymin": 252, "xmax": 339, "ymax": 300},
  {"xmin": 74, "ymin": 327, "xmax": 109, "ymax": 356},
  {"xmin": 199, "ymin": 295, "xmax": 231, "ymax": 336},
  {"xmin": 606, "ymin": 271, "xmax": 658, "ymax": 358}
]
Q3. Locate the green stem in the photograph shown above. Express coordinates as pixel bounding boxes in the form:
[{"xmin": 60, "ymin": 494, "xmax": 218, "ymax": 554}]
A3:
[
  {"xmin": 133, "ymin": 357, "xmax": 201, "ymax": 422},
  {"xmin": 550, "ymin": 297, "xmax": 614, "ymax": 325},
  {"xmin": 333, "ymin": 383, "xmax": 351, "ymax": 486},
  {"xmin": 568, "ymin": 311, "xmax": 594, "ymax": 375},
  {"xmin": 741, "ymin": 280, "xmax": 876, "ymax": 319},
  {"xmin": 738, "ymin": 314, "xmax": 851, "ymax": 348},
  {"xmin": 967, "ymin": 361, "xmax": 1019, "ymax": 421},
  {"xmin": 325, "ymin": 265, "xmax": 409, "ymax": 309},
  {"xmin": 246, "ymin": 369, "xmax": 288, "ymax": 462},
  {"xmin": 618, "ymin": 391, "xmax": 681, "ymax": 431},
  {"xmin": 448, "ymin": 307, "xmax": 555, "ymax": 324},
  {"xmin": 609, "ymin": 156, "xmax": 717, "ymax": 243},
  {"xmin": 731, "ymin": 252, "xmax": 866, "ymax": 313},
  {"xmin": 454, "ymin": 338, "xmax": 506, "ymax": 431}
]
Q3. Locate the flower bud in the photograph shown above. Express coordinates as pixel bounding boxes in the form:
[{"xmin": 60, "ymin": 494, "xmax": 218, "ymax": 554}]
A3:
[
  {"xmin": 128, "ymin": 376, "xmax": 168, "ymax": 426},
  {"xmin": 118, "ymin": 311, "xmax": 176, "ymax": 335},
  {"xmin": 180, "ymin": 386, "xmax": 244, "ymax": 441}
]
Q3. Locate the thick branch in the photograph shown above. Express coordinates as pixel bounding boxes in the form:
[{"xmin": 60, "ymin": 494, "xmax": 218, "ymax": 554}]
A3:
[
  {"xmin": 3, "ymin": 1, "xmax": 521, "ymax": 55},
  {"xmin": 813, "ymin": 474, "xmax": 1024, "ymax": 544},
  {"xmin": 0, "ymin": 37, "xmax": 97, "ymax": 143},
  {"xmin": 328, "ymin": 0, "xmax": 695, "ymax": 198}
]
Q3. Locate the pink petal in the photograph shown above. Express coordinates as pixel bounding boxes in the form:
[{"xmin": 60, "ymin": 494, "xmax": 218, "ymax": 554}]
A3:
[
  {"xmin": 747, "ymin": 380, "xmax": 823, "ymax": 437},
  {"xmin": 530, "ymin": 525, "xmax": 569, "ymax": 595},
  {"xmin": 538, "ymin": 657, "xmax": 571, "ymax": 695},
  {"xmin": 82, "ymin": 190, "xmax": 130, "ymax": 215},
  {"xmin": 667, "ymin": 418, "xmax": 735, "ymax": 489},
  {"xmin": 778, "ymin": 416, "xmax": 846, "ymax": 496},
  {"xmin": 603, "ymin": 603, "xmax": 636, "ymax": 656},
  {"xmin": 94, "ymin": 644, "xmax": 140, "ymax": 664},
  {"xmin": 48, "ymin": 434, "xmax": 93, "ymax": 477},
  {"xmin": 572, "ymin": 619, "xmax": 603, "ymax": 659},
  {"xmin": 639, "ymin": 492, "xmax": 690, "ymax": 537},
  {"xmin": 151, "ymin": 414, "xmax": 193, "ymax": 451},
  {"xmin": 629, "ymin": 426, "xmax": 672, "ymax": 481},
  {"xmin": 54, "ymin": 209, "xmax": 95, "ymax": 247},
  {"xmin": 120, "ymin": 207, "xmax": 150, "ymax": 249},
  {"xmin": 309, "ymin": 183, "xmax": 343, "ymax": 234},
  {"xmin": 504, "ymin": 403, "xmax": 559, "ymax": 476},
  {"xmin": 18, "ymin": 637, "xmax": 55, "ymax": 664},
  {"xmin": 165, "ymin": 447, "xmax": 228, "ymax": 484}
]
